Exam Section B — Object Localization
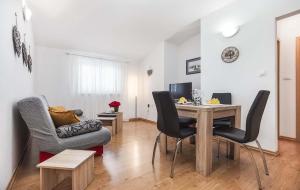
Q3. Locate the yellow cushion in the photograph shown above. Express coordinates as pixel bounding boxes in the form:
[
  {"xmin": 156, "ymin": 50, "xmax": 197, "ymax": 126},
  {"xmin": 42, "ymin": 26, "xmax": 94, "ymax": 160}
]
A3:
[
  {"xmin": 49, "ymin": 109, "xmax": 80, "ymax": 127},
  {"xmin": 49, "ymin": 106, "xmax": 66, "ymax": 112}
]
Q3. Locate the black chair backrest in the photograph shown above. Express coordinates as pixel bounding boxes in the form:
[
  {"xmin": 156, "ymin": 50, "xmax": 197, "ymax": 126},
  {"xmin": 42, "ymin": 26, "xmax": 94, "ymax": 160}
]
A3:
[
  {"xmin": 244, "ymin": 90, "xmax": 270, "ymax": 142},
  {"xmin": 152, "ymin": 91, "xmax": 180, "ymax": 138},
  {"xmin": 212, "ymin": 93, "xmax": 232, "ymax": 104}
]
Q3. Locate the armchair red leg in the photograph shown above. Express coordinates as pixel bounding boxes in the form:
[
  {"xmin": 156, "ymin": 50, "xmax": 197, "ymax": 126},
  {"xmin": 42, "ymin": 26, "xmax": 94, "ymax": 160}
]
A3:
[
  {"xmin": 39, "ymin": 151, "xmax": 55, "ymax": 163},
  {"xmin": 89, "ymin": 145, "xmax": 104, "ymax": 156}
]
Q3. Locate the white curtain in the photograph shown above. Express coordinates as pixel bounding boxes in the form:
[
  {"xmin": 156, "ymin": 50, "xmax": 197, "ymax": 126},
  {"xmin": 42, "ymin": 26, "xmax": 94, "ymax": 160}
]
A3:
[{"xmin": 66, "ymin": 55, "xmax": 128, "ymax": 119}]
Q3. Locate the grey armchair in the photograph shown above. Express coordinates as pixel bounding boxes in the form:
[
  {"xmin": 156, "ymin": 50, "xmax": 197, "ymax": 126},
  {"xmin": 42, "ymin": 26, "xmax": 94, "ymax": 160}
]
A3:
[{"xmin": 17, "ymin": 96, "xmax": 111, "ymax": 162}]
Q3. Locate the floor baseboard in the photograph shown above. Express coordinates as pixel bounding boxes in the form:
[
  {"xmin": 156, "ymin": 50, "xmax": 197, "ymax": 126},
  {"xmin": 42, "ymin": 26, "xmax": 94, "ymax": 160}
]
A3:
[
  {"xmin": 129, "ymin": 118, "xmax": 156, "ymax": 124},
  {"xmin": 6, "ymin": 137, "xmax": 31, "ymax": 190},
  {"xmin": 279, "ymin": 136, "xmax": 297, "ymax": 142},
  {"xmin": 244, "ymin": 144, "xmax": 279, "ymax": 156}
]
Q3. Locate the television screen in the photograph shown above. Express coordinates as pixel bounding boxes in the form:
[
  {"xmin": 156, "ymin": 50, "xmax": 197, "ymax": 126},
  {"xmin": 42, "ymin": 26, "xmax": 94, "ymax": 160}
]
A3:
[{"xmin": 169, "ymin": 82, "xmax": 192, "ymax": 101}]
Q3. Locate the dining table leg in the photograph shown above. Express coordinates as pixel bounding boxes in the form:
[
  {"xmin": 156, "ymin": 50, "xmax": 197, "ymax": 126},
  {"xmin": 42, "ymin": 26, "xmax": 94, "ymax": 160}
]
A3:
[
  {"xmin": 228, "ymin": 107, "xmax": 241, "ymax": 160},
  {"xmin": 196, "ymin": 110, "xmax": 213, "ymax": 176}
]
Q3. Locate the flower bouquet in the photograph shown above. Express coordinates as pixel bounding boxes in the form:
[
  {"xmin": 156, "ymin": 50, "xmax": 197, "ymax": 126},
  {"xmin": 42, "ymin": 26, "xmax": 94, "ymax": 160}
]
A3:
[{"xmin": 109, "ymin": 101, "xmax": 121, "ymax": 112}]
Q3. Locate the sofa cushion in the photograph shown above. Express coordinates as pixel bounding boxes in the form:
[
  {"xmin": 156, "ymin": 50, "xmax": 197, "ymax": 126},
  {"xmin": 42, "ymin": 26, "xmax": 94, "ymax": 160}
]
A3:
[
  {"xmin": 49, "ymin": 109, "xmax": 80, "ymax": 127},
  {"xmin": 56, "ymin": 120, "xmax": 102, "ymax": 138},
  {"xmin": 49, "ymin": 107, "xmax": 83, "ymax": 117},
  {"xmin": 49, "ymin": 106, "xmax": 66, "ymax": 112},
  {"xmin": 70, "ymin": 109, "xmax": 84, "ymax": 117}
]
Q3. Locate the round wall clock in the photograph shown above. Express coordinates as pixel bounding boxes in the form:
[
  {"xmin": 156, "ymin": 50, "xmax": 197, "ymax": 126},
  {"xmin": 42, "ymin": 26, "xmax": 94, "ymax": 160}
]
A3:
[{"xmin": 221, "ymin": 46, "xmax": 239, "ymax": 63}]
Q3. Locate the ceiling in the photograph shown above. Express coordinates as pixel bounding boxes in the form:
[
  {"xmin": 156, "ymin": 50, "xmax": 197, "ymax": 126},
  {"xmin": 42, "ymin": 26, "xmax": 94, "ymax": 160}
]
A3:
[
  {"xmin": 28, "ymin": 0, "xmax": 236, "ymax": 62},
  {"xmin": 166, "ymin": 20, "xmax": 201, "ymax": 45}
]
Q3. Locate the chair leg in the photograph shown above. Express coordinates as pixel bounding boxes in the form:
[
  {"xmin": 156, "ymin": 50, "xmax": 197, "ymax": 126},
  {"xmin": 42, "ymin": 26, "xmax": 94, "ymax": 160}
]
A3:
[
  {"xmin": 152, "ymin": 133, "xmax": 161, "ymax": 165},
  {"xmin": 170, "ymin": 139, "xmax": 182, "ymax": 178},
  {"xmin": 179, "ymin": 139, "xmax": 183, "ymax": 154},
  {"xmin": 243, "ymin": 145, "xmax": 262, "ymax": 190},
  {"xmin": 255, "ymin": 140, "xmax": 269, "ymax": 175},
  {"xmin": 217, "ymin": 137, "xmax": 220, "ymax": 159}
]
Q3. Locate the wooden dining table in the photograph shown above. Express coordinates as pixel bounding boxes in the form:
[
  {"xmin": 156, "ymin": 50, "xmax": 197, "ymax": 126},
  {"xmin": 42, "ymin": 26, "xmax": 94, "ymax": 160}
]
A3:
[{"xmin": 159, "ymin": 104, "xmax": 241, "ymax": 176}]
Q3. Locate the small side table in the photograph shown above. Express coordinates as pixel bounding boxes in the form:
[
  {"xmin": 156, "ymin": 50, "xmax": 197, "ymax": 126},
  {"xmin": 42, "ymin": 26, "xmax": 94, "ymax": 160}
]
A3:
[
  {"xmin": 97, "ymin": 112, "xmax": 123, "ymax": 134},
  {"xmin": 37, "ymin": 150, "xmax": 95, "ymax": 190},
  {"xmin": 97, "ymin": 117, "xmax": 117, "ymax": 135}
]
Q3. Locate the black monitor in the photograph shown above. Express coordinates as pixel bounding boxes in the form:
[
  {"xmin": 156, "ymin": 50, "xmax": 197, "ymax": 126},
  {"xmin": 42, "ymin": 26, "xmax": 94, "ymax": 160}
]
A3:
[{"xmin": 169, "ymin": 82, "xmax": 192, "ymax": 101}]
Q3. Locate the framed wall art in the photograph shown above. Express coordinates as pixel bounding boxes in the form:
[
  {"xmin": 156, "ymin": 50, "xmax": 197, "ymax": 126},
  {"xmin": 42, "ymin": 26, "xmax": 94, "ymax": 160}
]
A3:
[{"xmin": 186, "ymin": 57, "xmax": 201, "ymax": 75}]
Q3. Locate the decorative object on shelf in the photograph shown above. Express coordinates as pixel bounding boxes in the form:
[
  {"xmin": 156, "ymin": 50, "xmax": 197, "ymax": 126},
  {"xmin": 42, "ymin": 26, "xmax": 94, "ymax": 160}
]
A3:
[
  {"xmin": 109, "ymin": 101, "xmax": 121, "ymax": 112},
  {"xmin": 186, "ymin": 57, "xmax": 201, "ymax": 75},
  {"xmin": 22, "ymin": 34, "xmax": 28, "ymax": 66},
  {"xmin": 27, "ymin": 45, "xmax": 32, "ymax": 73},
  {"xmin": 12, "ymin": 13, "xmax": 21, "ymax": 57},
  {"xmin": 192, "ymin": 89, "xmax": 202, "ymax": 106},
  {"xmin": 221, "ymin": 46, "xmax": 239, "ymax": 63}
]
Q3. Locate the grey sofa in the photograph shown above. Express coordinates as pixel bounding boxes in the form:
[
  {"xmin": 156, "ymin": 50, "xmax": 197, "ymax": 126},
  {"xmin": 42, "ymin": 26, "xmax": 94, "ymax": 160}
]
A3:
[{"xmin": 17, "ymin": 96, "xmax": 111, "ymax": 158}]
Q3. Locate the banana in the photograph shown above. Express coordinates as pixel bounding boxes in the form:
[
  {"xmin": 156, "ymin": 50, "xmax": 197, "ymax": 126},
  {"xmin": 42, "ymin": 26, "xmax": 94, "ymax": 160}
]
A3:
[
  {"xmin": 208, "ymin": 98, "xmax": 220, "ymax": 104},
  {"xmin": 178, "ymin": 97, "xmax": 188, "ymax": 104}
]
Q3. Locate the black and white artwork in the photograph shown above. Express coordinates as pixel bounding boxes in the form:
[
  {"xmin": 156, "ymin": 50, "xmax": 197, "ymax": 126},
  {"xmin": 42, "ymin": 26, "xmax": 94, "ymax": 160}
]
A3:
[
  {"xmin": 12, "ymin": 13, "xmax": 21, "ymax": 57},
  {"xmin": 12, "ymin": 13, "xmax": 33, "ymax": 74},
  {"xmin": 22, "ymin": 42, "xmax": 28, "ymax": 65},
  {"xmin": 27, "ymin": 45, "xmax": 32, "ymax": 73},
  {"xmin": 186, "ymin": 57, "xmax": 201, "ymax": 75},
  {"xmin": 27, "ymin": 54, "xmax": 32, "ymax": 73}
]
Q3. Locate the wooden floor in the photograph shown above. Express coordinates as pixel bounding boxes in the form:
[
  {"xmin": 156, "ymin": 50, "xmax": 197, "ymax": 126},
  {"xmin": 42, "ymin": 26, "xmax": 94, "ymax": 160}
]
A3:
[{"xmin": 11, "ymin": 121, "xmax": 300, "ymax": 190}]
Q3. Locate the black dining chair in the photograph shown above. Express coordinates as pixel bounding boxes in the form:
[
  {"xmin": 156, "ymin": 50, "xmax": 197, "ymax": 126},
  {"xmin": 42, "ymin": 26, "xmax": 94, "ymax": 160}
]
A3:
[
  {"xmin": 212, "ymin": 92, "xmax": 232, "ymax": 104},
  {"xmin": 212, "ymin": 93, "xmax": 232, "ymax": 158},
  {"xmin": 212, "ymin": 93, "xmax": 232, "ymax": 126},
  {"xmin": 189, "ymin": 93, "xmax": 232, "ymax": 148},
  {"xmin": 152, "ymin": 91, "xmax": 197, "ymax": 178},
  {"xmin": 213, "ymin": 90, "xmax": 270, "ymax": 190}
]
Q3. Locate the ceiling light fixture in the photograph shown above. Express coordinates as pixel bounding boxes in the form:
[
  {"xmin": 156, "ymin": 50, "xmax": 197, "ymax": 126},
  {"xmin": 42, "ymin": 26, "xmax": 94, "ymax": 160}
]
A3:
[{"xmin": 221, "ymin": 24, "xmax": 240, "ymax": 38}]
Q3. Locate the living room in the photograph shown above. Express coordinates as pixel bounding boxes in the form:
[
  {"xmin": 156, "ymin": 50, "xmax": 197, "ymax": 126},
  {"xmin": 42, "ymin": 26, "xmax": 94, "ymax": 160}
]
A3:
[{"xmin": 1, "ymin": 0, "xmax": 300, "ymax": 189}]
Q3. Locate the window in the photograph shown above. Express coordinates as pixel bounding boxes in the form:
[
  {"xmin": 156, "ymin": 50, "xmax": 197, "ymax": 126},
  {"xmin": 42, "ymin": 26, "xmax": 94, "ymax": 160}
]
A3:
[{"xmin": 75, "ymin": 56, "xmax": 124, "ymax": 95}]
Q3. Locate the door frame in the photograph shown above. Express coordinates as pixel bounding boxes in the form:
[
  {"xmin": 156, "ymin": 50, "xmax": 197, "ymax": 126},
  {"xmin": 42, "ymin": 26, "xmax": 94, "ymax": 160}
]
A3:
[
  {"xmin": 277, "ymin": 33, "xmax": 300, "ymax": 142},
  {"xmin": 277, "ymin": 40, "xmax": 280, "ymax": 140},
  {"xmin": 296, "ymin": 37, "xmax": 300, "ymax": 141}
]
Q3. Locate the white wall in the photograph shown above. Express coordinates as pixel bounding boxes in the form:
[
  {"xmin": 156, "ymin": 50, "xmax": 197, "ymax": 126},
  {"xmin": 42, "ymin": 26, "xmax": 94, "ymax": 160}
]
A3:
[
  {"xmin": 177, "ymin": 34, "xmax": 201, "ymax": 89},
  {"xmin": 140, "ymin": 33, "xmax": 200, "ymax": 121},
  {"xmin": 0, "ymin": 0, "xmax": 35, "ymax": 188},
  {"xmin": 34, "ymin": 47, "xmax": 71, "ymax": 105},
  {"xmin": 164, "ymin": 42, "xmax": 178, "ymax": 90},
  {"xmin": 35, "ymin": 46, "xmax": 138, "ymax": 120},
  {"xmin": 138, "ymin": 43, "xmax": 165, "ymax": 121},
  {"xmin": 201, "ymin": 0, "xmax": 300, "ymax": 152},
  {"xmin": 164, "ymin": 34, "xmax": 201, "ymax": 90},
  {"xmin": 277, "ymin": 14, "xmax": 300, "ymax": 138}
]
